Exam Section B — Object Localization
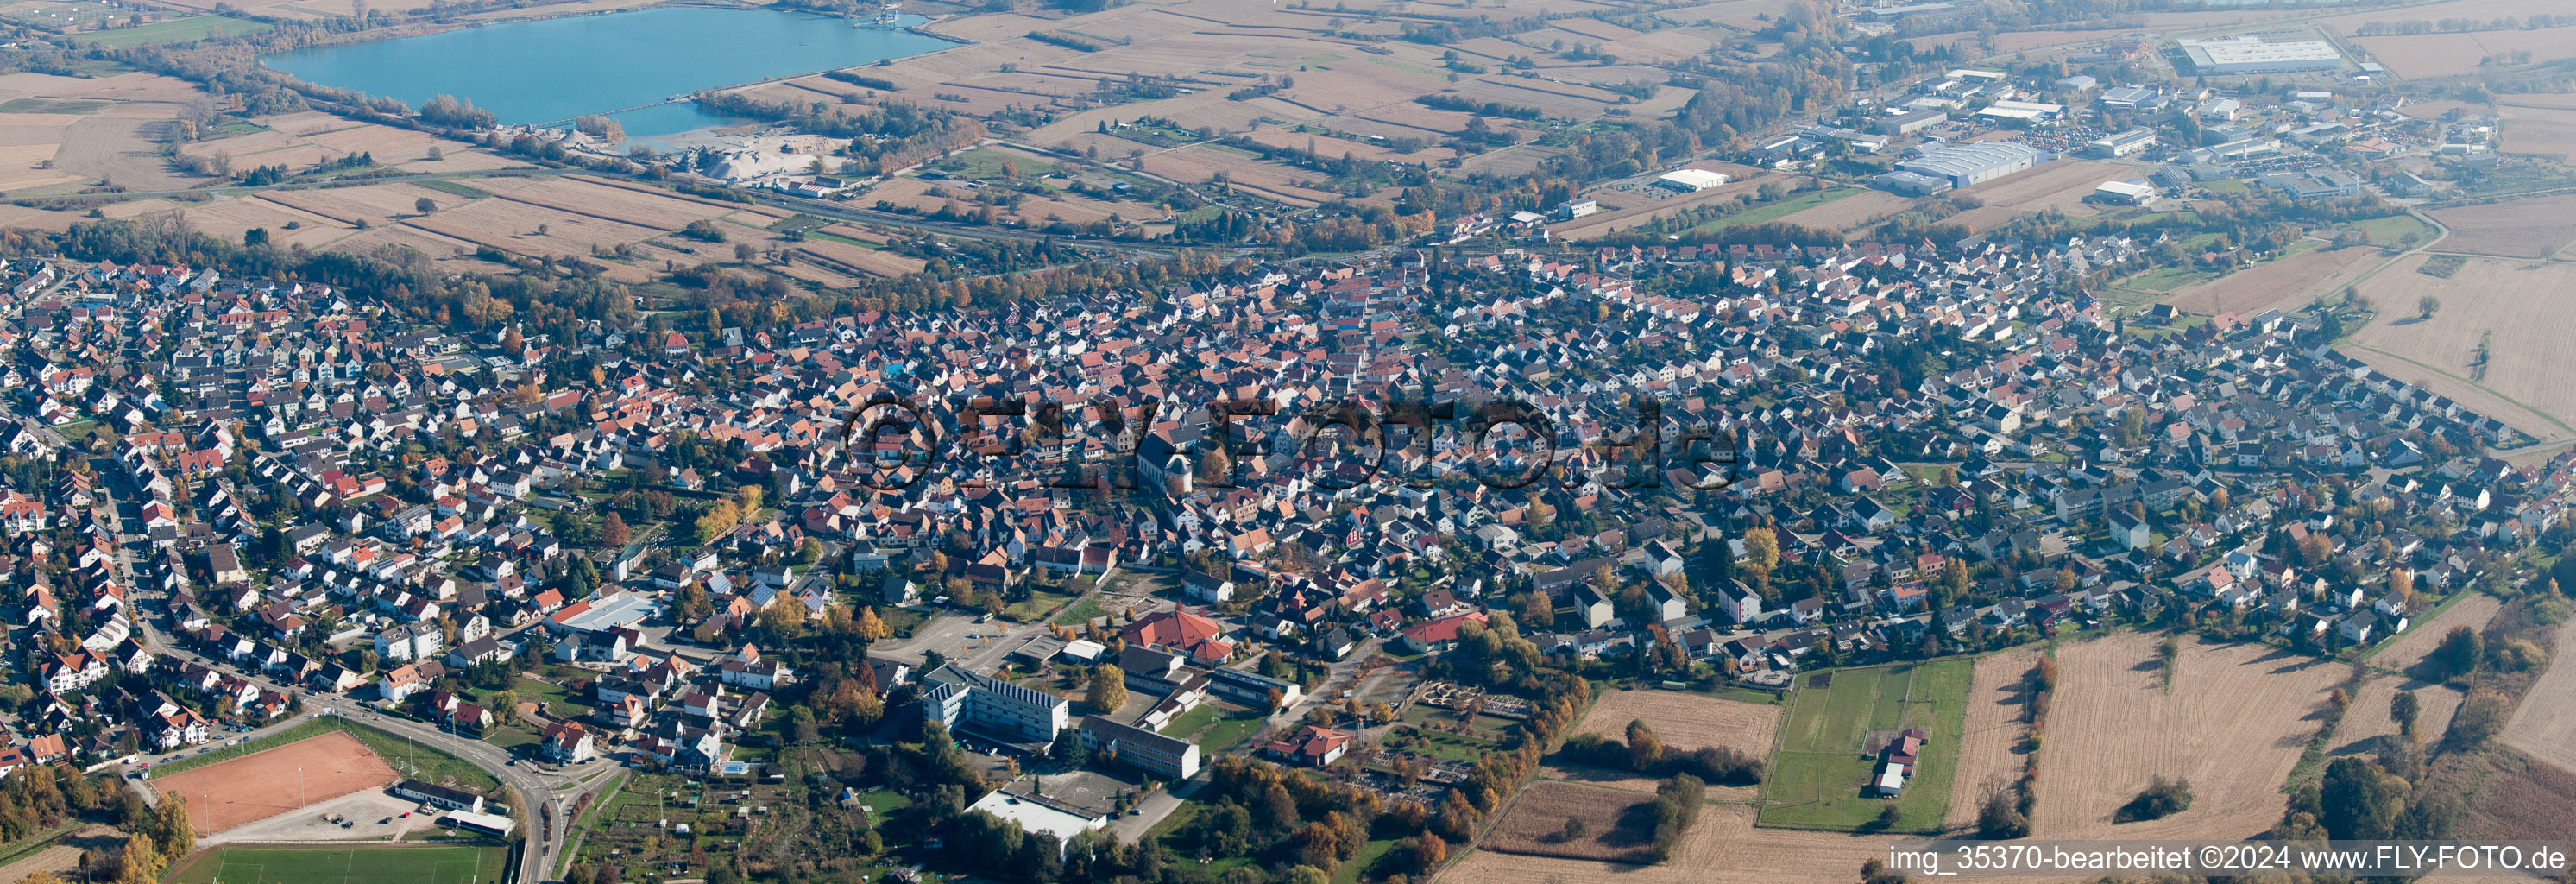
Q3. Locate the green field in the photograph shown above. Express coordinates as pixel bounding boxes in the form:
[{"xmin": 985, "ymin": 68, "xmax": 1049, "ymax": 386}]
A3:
[
  {"xmin": 79, "ymin": 15, "xmax": 270, "ymax": 47},
  {"xmin": 1758, "ymin": 660, "xmax": 1972, "ymax": 831},
  {"xmin": 0, "ymin": 98, "xmax": 104, "ymax": 114},
  {"xmin": 167, "ymin": 845, "xmax": 507, "ymax": 884},
  {"xmin": 1689, "ymin": 186, "xmax": 1858, "ymax": 233},
  {"xmin": 2353, "ymin": 213, "xmax": 2434, "ymax": 247}
]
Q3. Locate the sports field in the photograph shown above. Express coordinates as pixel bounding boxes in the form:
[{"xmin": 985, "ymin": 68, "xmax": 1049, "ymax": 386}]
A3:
[
  {"xmin": 165, "ymin": 845, "xmax": 507, "ymax": 884},
  {"xmin": 1758, "ymin": 660, "xmax": 1971, "ymax": 831}
]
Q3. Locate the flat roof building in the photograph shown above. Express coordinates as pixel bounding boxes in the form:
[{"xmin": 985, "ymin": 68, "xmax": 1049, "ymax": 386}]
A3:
[
  {"xmin": 2179, "ymin": 35, "xmax": 2344, "ymax": 75},
  {"xmin": 1889, "ymin": 142, "xmax": 2047, "ymax": 189},
  {"xmin": 2094, "ymin": 180, "xmax": 2160, "ymax": 205},
  {"xmin": 2084, "ymin": 128, "xmax": 2158, "ymax": 159},
  {"xmin": 1873, "ymin": 109, "xmax": 1946, "ymax": 136},
  {"xmin": 919, "ymin": 663, "xmax": 1069, "ymax": 743},
  {"xmin": 2099, "ymin": 85, "xmax": 2167, "ymax": 110},
  {"xmin": 1976, "ymin": 100, "xmax": 2064, "ymax": 121},
  {"xmin": 1654, "ymin": 168, "xmax": 1730, "ymax": 192}
]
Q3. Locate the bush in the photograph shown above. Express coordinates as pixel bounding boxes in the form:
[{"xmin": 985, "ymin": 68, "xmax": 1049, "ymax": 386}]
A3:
[
  {"xmin": 1977, "ymin": 790, "xmax": 2030, "ymax": 839},
  {"xmin": 1647, "ymin": 774, "xmax": 1704, "ymax": 862},
  {"xmin": 2113, "ymin": 775, "xmax": 2193, "ymax": 823}
]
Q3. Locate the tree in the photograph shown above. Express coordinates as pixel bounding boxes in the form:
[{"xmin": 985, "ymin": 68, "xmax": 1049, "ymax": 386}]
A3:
[
  {"xmin": 2417, "ymin": 295, "xmax": 2441, "ymax": 319},
  {"xmin": 415, "ymin": 196, "xmax": 437, "ymax": 213},
  {"xmin": 1742, "ymin": 527, "xmax": 1780, "ymax": 570},
  {"xmin": 853, "ymin": 606, "xmax": 891, "ymax": 641},
  {"xmin": 489, "ymin": 689, "xmax": 522, "ymax": 725},
  {"xmin": 117, "ymin": 832, "xmax": 159, "ymax": 884},
  {"xmin": 601, "ymin": 512, "xmax": 630, "ymax": 548},
  {"xmin": 2320, "ymin": 757, "xmax": 2403, "ymax": 840},
  {"xmin": 501, "ymin": 325, "xmax": 524, "ymax": 357},
  {"xmin": 1088, "ymin": 664, "xmax": 1129, "ymax": 713},
  {"xmin": 153, "ymin": 796, "xmax": 192, "ymax": 859},
  {"xmin": 2432, "ymin": 626, "xmax": 2482, "ymax": 679},
  {"xmin": 2391, "ymin": 689, "xmax": 2421, "ymax": 738}
]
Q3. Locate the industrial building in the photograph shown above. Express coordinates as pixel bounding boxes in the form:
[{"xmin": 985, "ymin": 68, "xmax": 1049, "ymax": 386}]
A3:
[
  {"xmin": 2178, "ymin": 35, "xmax": 2345, "ymax": 75},
  {"xmin": 1975, "ymin": 100, "xmax": 2064, "ymax": 122},
  {"xmin": 2261, "ymin": 169, "xmax": 2362, "ymax": 199},
  {"xmin": 2098, "ymin": 85, "xmax": 2169, "ymax": 110},
  {"xmin": 2094, "ymin": 180, "xmax": 2160, "ymax": 205},
  {"xmin": 2084, "ymin": 129, "xmax": 2158, "ymax": 159},
  {"xmin": 1873, "ymin": 109, "xmax": 1946, "ymax": 136},
  {"xmin": 1654, "ymin": 168, "xmax": 1730, "ymax": 192},
  {"xmin": 1880, "ymin": 142, "xmax": 2047, "ymax": 191}
]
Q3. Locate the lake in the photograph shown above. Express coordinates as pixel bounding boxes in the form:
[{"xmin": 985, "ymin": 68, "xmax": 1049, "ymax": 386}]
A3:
[{"xmin": 262, "ymin": 8, "xmax": 954, "ymax": 142}]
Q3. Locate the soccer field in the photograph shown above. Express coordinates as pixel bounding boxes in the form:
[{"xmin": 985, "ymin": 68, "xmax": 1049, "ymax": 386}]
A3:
[
  {"xmin": 166, "ymin": 845, "xmax": 508, "ymax": 884},
  {"xmin": 1758, "ymin": 659, "xmax": 1971, "ymax": 831}
]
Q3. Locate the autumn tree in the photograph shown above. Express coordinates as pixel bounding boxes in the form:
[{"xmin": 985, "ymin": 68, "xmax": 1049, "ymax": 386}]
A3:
[
  {"xmin": 853, "ymin": 606, "xmax": 891, "ymax": 641},
  {"xmin": 1089, "ymin": 664, "xmax": 1129, "ymax": 713},
  {"xmin": 601, "ymin": 512, "xmax": 630, "ymax": 548},
  {"xmin": 1742, "ymin": 527, "xmax": 1780, "ymax": 570}
]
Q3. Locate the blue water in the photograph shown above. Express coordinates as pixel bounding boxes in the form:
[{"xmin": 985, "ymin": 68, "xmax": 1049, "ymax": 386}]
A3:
[{"xmin": 262, "ymin": 8, "xmax": 954, "ymax": 142}]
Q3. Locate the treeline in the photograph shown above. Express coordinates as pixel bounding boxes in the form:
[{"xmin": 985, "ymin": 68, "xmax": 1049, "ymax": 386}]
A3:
[
  {"xmin": 825, "ymin": 70, "xmax": 899, "ymax": 91},
  {"xmin": 1399, "ymin": 13, "xmax": 1549, "ymax": 45},
  {"xmin": 419, "ymin": 94, "xmax": 496, "ymax": 129},
  {"xmin": 686, "ymin": 92, "xmax": 973, "ymax": 172},
  {"xmin": 1417, "ymin": 92, "xmax": 1542, "ymax": 120},
  {"xmin": 1589, "ymin": 219, "xmax": 1847, "ymax": 250},
  {"xmin": 1025, "ymin": 30, "xmax": 1103, "ymax": 51},
  {"xmin": 1646, "ymin": 774, "xmax": 1705, "ymax": 863},
  {"xmin": 2355, "ymin": 15, "xmax": 2576, "ymax": 35},
  {"xmin": 1558, "ymin": 718, "xmax": 1764, "ymax": 786},
  {"xmin": 1978, "ymin": 654, "xmax": 2054, "ymax": 839}
]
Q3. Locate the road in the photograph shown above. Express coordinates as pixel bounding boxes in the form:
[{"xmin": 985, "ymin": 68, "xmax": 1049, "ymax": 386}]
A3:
[{"xmin": 88, "ymin": 459, "xmax": 592, "ymax": 884}]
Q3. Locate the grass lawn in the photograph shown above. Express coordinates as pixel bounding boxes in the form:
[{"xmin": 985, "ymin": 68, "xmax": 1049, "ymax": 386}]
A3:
[
  {"xmin": 2113, "ymin": 266, "xmax": 2213, "ymax": 295},
  {"xmin": 943, "ymin": 147, "xmax": 1057, "ymax": 180},
  {"xmin": 1759, "ymin": 659, "xmax": 1971, "ymax": 832},
  {"xmin": 1004, "ymin": 587, "xmax": 1080, "ymax": 622},
  {"xmin": 2202, "ymin": 178, "xmax": 2250, "ymax": 194},
  {"xmin": 82, "ymin": 15, "xmax": 271, "ymax": 47},
  {"xmin": 1388, "ymin": 725, "xmax": 1491, "ymax": 763},
  {"xmin": 1690, "ymin": 186, "xmax": 1856, "ymax": 232},
  {"xmin": 1332, "ymin": 837, "xmax": 1401, "ymax": 884},
  {"xmin": 166, "ymin": 845, "xmax": 507, "ymax": 884},
  {"xmin": 512, "ymin": 676, "xmax": 592, "ymax": 718},
  {"xmin": 415, "ymin": 180, "xmax": 492, "ymax": 200},
  {"xmin": 1161, "ymin": 703, "xmax": 1225, "ymax": 737},
  {"xmin": 2354, "ymin": 214, "xmax": 2434, "ymax": 247},
  {"xmin": 1053, "ymin": 596, "xmax": 1109, "ymax": 626},
  {"xmin": 1197, "ymin": 710, "xmax": 1272, "ymax": 751}
]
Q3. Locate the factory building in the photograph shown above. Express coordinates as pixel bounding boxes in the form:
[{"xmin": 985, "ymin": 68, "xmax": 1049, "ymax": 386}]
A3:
[
  {"xmin": 1877, "ymin": 142, "xmax": 2047, "ymax": 193},
  {"xmin": 2177, "ymin": 35, "xmax": 2345, "ymax": 75},
  {"xmin": 1654, "ymin": 168, "xmax": 1731, "ymax": 192},
  {"xmin": 2084, "ymin": 129, "xmax": 2158, "ymax": 159}
]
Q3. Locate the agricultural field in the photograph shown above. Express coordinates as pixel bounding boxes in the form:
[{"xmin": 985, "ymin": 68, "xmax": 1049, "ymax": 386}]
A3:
[
  {"xmin": 1483, "ymin": 780, "xmax": 1663, "ymax": 863},
  {"xmin": 2499, "ymin": 98, "xmax": 2576, "ymax": 162},
  {"xmin": 2351, "ymin": 28, "xmax": 2576, "ymax": 79},
  {"xmin": 1553, "ymin": 688, "xmax": 1779, "ymax": 797},
  {"xmin": 2337, "ymin": 676, "xmax": 2462, "ymax": 756},
  {"xmin": 76, "ymin": 14, "xmax": 271, "ymax": 47},
  {"xmin": 2159, "ymin": 242, "xmax": 2379, "ymax": 318},
  {"xmin": 2031, "ymin": 633, "xmax": 2341, "ymax": 839},
  {"xmin": 1444, "ymin": 802, "xmax": 1893, "ymax": 884},
  {"xmin": 2374, "ymin": 594, "xmax": 2504, "ymax": 674},
  {"xmin": 1952, "ymin": 159, "xmax": 2131, "ymax": 216},
  {"xmin": 1759, "ymin": 660, "xmax": 1971, "ymax": 832},
  {"xmin": 1946, "ymin": 650, "xmax": 2039, "ymax": 829},
  {"xmin": 2346, "ymin": 255, "xmax": 2576, "ymax": 444},
  {"xmin": 1774, "ymin": 189, "xmax": 1915, "ymax": 234},
  {"xmin": 151, "ymin": 732, "xmax": 400, "ymax": 835},
  {"xmin": 2425, "ymin": 193, "xmax": 2576, "ymax": 259},
  {"xmin": 2501, "ymin": 609, "xmax": 2576, "ymax": 773},
  {"xmin": 166, "ymin": 845, "xmax": 508, "ymax": 884},
  {"xmin": 1549, "ymin": 178, "xmax": 1764, "ymax": 241}
]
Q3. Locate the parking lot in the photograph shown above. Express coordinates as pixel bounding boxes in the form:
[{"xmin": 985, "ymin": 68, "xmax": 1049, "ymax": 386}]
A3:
[{"xmin": 199, "ymin": 788, "xmax": 430, "ymax": 846}]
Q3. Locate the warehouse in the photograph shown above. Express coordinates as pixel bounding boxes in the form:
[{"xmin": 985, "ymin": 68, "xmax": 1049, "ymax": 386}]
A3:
[
  {"xmin": 1873, "ymin": 109, "xmax": 1946, "ymax": 136},
  {"xmin": 1886, "ymin": 142, "xmax": 2047, "ymax": 189},
  {"xmin": 2084, "ymin": 129, "xmax": 2158, "ymax": 159},
  {"xmin": 1654, "ymin": 168, "xmax": 1731, "ymax": 192},
  {"xmin": 1975, "ymin": 100, "xmax": 2064, "ymax": 122},
  {"xmin": 2177, "ymin": 35, "xmax": 2344, "ymax": 75},
  {"xmin": 2094, "ymin": 180, "xmax": 2160, "ymax": 206}
]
